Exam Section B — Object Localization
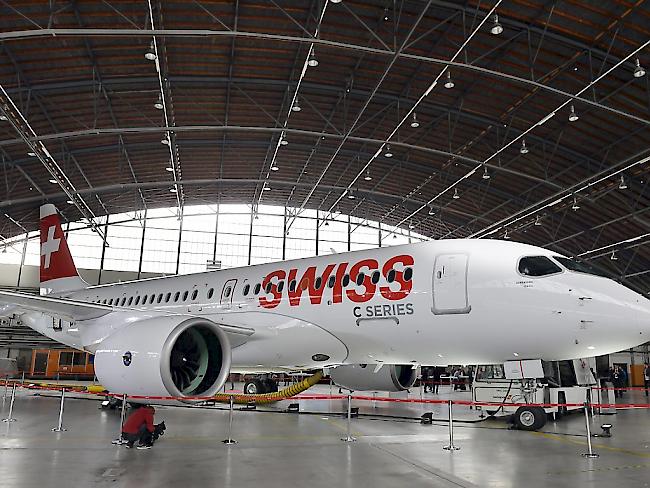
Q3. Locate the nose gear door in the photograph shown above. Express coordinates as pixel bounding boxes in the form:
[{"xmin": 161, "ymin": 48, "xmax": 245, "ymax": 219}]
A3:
[{"xmin": 431, "ymin": 254, "xmax": 471, "ymax": 315}]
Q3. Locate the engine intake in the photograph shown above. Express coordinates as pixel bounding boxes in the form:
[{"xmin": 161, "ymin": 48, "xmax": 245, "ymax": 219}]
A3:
[
  {"xmin": 330, "ymin": 364, "xmax": 417, "ymax": 392},
  {"xmin": 94, "ymin": 316, "xmax": 231, "ymax": 399}
]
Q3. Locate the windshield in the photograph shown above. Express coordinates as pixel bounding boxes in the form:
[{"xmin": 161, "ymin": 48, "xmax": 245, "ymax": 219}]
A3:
[
  {"xmin": 553, "ymin": 257, "xmax": 607, "ymax": 277},
  {"xmin": 518, "ymin": 256, "xmax": 562, "ymax": 277}
]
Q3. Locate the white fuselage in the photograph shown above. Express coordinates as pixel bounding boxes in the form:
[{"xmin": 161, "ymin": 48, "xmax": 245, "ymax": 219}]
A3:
[{"xmin": 22, "ymin": 239, "xmax": 650, "ymax": 369}]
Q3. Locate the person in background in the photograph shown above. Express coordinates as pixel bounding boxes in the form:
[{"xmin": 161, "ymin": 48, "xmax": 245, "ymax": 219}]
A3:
[
  {"xmin": 432, "ymin": 367, "xmax": 441, "ymax": 394},
  {"xmin": 610, "ymin": 367, "xmax": 622, "ymax": 399},
  {"xmin": 644, "ymin": 363, "xmax": 650, "ymax": 397},
  {"xmin": 421, "ymin": 367, "xmax": 430, "ymax": 393},
  {"xmin": 113, "ymin": 404, "xmax": 156, "ymax": 449}
]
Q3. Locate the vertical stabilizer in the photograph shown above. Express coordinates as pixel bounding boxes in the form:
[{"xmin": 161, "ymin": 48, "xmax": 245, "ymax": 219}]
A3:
[{"xmin": 40, "ymin": 204, "xmax": 88, "ymax": 295}]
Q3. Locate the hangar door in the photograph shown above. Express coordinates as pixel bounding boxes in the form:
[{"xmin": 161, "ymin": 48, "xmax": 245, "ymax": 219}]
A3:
[{"xmin": 431, "ymin": 254, "xmax": 471, "ymax": 315}]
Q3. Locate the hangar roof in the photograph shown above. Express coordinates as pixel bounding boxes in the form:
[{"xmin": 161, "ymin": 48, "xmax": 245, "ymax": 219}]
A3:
[{"xmin": 0, "ymin": 0, "xmax": 648, "ymax": 294}]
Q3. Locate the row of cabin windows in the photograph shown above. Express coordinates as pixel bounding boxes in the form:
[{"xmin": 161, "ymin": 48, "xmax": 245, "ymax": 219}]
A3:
[
  {"xmin": 90, "ymin": 267, "xmax": 414, "ymax": 306},
  {"xmin": 241, "ymin": 267, "xmax": 414, "ymax": 297}
]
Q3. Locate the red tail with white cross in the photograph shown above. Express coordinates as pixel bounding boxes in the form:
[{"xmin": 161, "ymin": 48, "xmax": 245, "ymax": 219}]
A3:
[{"xmin": 40, "ymin": 204, "xmax": 87, "ymax": 295}]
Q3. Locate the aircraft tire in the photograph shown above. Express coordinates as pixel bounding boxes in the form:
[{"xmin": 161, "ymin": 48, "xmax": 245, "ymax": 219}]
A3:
[
  {"xmin": 513, "ymin": 406, "xmax": 547, "ymax": 431},
  {"xmin": 244, "ymin": 379, "xmax": 265, "ymax": 395}
]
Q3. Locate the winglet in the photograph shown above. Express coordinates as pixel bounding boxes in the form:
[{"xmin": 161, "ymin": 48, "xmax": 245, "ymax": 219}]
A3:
[{"xmin": 40, "ymin": 204, "xmax": 87, "ymax": 295}]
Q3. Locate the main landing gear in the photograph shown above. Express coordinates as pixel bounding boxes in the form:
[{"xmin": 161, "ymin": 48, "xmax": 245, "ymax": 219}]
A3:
[{"xmin": 243, "ymin": 375, "xmax": 279, "ymax": 395}]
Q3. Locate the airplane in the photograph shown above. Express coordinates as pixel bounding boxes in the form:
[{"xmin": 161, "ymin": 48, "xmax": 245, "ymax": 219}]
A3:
[{"xmin": 0, "ymin": 203, "xmax": 648, "ymax": 401}]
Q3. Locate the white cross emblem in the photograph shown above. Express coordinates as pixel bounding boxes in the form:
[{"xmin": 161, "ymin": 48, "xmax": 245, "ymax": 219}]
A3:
[{"xmin": 41, "ymin": 225, "xmax": 60, "ymax": 269}]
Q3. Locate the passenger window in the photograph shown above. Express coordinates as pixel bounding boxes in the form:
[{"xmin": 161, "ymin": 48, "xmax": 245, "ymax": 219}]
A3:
[
  {"xmin": 182, "ymin": 291, "xmax": 189, "ymax": 301},
  {"xmin": 208, "ymin": 288, "xmax": 214, "ymax": 299},
  {"xmin": 371, "ymin": 271, "xmax": 380, "ymax": 284},
  {"xmin": 149, "ymin": 295, "xmax": 155, "ymax": 304},
  {"xmin": 165, "ymin": 292, "xmax": 171, "ymax": 303},
  {"xmin": 404, "ymin": 267, "xmax": 413, "ymax": 281},
  {"xmin": 157, "ymin": 294, "xmax": 162, "ymax": 303},
  {"xmin": 191, "ymin": 290, "xmax": 198, "ymax": 300},
  {"xmin": 243, "ymin": 284, "xmax": 250, "ymax": 296},
  {"xmin": 518, "ymin": 256, "xmax": 562, "ymax": 277},
  {"xmin": 128, "ymin": 297, "xmax": 133, "ymax": 306},
  {"xmin": 142, "ymin": 295, "xmax": 148, "ymax": 304},
  {"xmin": 277, "ymin": 281, "xmax": 285, "ymax": 292},
  {"xmin": 342, "ymin": 274, "xmax": 350, "ymax": 287},
  {"xmin": 327, "ymin": 276, "xmax": 335, "ymax": 288},
  {"xmin": 265, "ymin": 282, "xmax": 272, "ymax": 293},
  {"xmin": 225, "ymin": 286, "xmax": 232, "ymax": 298},
  {"xmin": 386, "ymin": 269, "xmax": 396, "ymax": 283},
  {"xmin": 108, "ymin": 298, "xmax": 113, "ymax": 305},
  {"xmin": 174, "ymin": 292, "xmax": 180, "ymax": 302},
  {"xmin": 355, "ymin": 273, "xmax": 365, "ymax": 286},
  {"xmin": 102, "ymin": 299, "xmax": 107, "ymax": 304},
  {"xmin": 315, "ymin": 276, "xmax": 323, "ymax": 289},
  {"xmin": 254, "ymin": 283, "xmax": 261, "ymax": 295},
  {"xmin": 120, "ymin": 297, "xmax": 126, "ymax": 306},
  {"xmin": 289, "ymin": 280, "xmax": 297, "ymax": 292}
]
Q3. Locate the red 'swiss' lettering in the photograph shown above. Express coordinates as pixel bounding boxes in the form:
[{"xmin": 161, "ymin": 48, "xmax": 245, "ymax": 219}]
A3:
[
  {"xmin": 380, "ymin": 254, "xmax": 414, "ymax": 300},
  {"xmin": 346, "ymin": 259, "xmax": 379, "ymax": 303},
  {"xmin": 259, "ymin": 270, "xmax": 286, "ymax": 309},
  {"xmin": 287, "ymin": 264, "xmax": 336, "ymax": 306},
  {"xmin": 257, "ymin": 254, "xmax": 414, "ymax": 308}
]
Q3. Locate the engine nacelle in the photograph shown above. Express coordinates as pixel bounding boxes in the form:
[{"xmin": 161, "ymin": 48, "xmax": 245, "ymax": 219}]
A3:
[
  {"xmin": 330, "ymin": 364, "xmax": 417, "ymax": 392},
  {"xmin": 94, "ymin": 316, "xmax": 231, "ymax": 398}
]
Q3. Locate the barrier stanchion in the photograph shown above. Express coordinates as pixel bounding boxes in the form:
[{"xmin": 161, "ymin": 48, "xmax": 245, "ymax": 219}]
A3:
[
  {"xmin": 443, "ymin": 400, "xmax": 460, "ymax": 451},
  {"xmin": 51, "ymin": 388, "xmax": 67, "ymax": 432},
  {"xmin": 581, "ymin": 402, "xmax": 599, "ymax": 458},
  {"xmin": 341, "ymin": 392, "xmax": 356, "ymax": 442},
  {"xmin": 372, "ymin": 391, "xmax": 377, "ymax": 409},
  {"xmin": 118, "ymin": 394, "xmax": 127, "ymax": 437},
  {"xmin": 222, "ymin": 395, "xmax": 237, "ymax": 444},
  {"xmin": 2, "ymin": 383, "xmax": 17, "ymax": 422}
]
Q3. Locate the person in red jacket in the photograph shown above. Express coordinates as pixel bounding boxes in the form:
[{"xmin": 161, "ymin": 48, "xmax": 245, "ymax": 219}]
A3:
[{"xmin": 112, "ymin": 404, "xmax": 156, "ymax": 449}]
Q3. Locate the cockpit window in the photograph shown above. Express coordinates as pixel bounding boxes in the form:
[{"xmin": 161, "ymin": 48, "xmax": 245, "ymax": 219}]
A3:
[
  {"xmin": 518, "ymin": 256, "xmax": 562, "ymax": 277},
  {"xmin": 553, "ymin": 257, "xmax": 606, "ymax": 277}
]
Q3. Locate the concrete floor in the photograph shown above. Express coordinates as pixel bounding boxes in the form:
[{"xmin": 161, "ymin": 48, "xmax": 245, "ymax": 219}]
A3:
[{"xmin": 1, "ymin": 385, "xmax": 650, "ymax": 488}]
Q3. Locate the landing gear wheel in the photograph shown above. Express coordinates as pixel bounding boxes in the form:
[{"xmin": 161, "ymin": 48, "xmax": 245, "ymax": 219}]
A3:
[
  {"xmin": 513, "ymin": 406, "xmax": 547, "ymax": 431},
  {"xmin": 243, "ymin": 379, "xmax": 264, "ymax": 395}
]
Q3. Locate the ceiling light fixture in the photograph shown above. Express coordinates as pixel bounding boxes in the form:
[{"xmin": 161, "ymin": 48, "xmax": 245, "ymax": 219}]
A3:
[
  {"xmin": 0, "ymin": 114, "xmax": 7, "ymax": 121},
  {"xmin": 291, "ymin": 99, "xmax": 301, "ymax": 112},
  {"xmin": 568, "ymin": 104, "xmax": 579, "ymax": 122},
  {"xmin": 534, "ymin": 215, "xmax": 542, "ymax": 226},
  {"xmin": 452, "ymin": 188, "xmax": 460, "ymax": 199},
  {"xmin": 364, "ymin": 171, "xmax": 372, "ymax": 181},
  {"xmin": 263, "ymin": 185, "xmax": 271, "ymax": 191},
  {"xmin": 270, "ymin": 164, "xmax": 279, "ymax": 171},
  {"xmin": 634, "ymin": 58, "xmax": 646, "ymax": 78},
  {"xmin": 610, "ymin": 250, "xmax": 618, "ymax": 261},
  {"xmin": 571, "ymin": 197, "xmax": 580, "ymax": 211},
  {"xmin": 410, "ymin": 113, "xmax": 420, "ymax": 128},
  {"xmin": 144, "ymin": 42, "xmax": 157, "ymax": 61},
  {"xmin": 280, "ymin": 137, "xmax": 289, "ymax": 146},
  {"xmin": 347, "ymin": 190, "xmax": 356, "ymax": 200},
  {"xmin": 49, "ymin": 179, "xmax": 57, "ymax": 184},
  {"xmin": 161, "ymin": 135, "xmax": 170, "ymax": 145},
  {"xmin": 408, "ymin": 222, "xmax": 415, "ymax": 230},
  {"xmin": 383, "ymin": 8, "xmax": 389, "ymax": 21},
  {"xmin": 170, "ymin": 187, "xmax": 177, "ymax": 193},
  {"xmin": 490, "ymin": 14, "xmax": 503, "ymax": 35},
  {"xmin": 482, "ymin": 166, "xmax": 490, "ymax": 179},
  {"xmin": 504, "ymin": 230, "xmax": 510, "ymax": 239},
  {"xmin": 329, "ymin": 0, "xmax": 342, "ymax": 3},
  {"xmin": 165, "ymin": 166, "xmax": 174, "ymax": 172},
  {"xmin": 520, "ymin": 139, "xmax": 529, "ymax": 154},
  {"xmin": 308, "ymin": 50, "xmax": 319, "ymax": 67},
  {"xmin": 66, "ymin": 200, "xmax": 74, "ymax": 204},
  {"xmin": 428, "ymin": 205, "xmax": 435, "ymax": 216},
  {"xmin": 324, "ymin": 220, "xmax": 329, "ymax": 226},
  {"xmin": 444, "ymin": 71, "xmax": 454, "ymax": 89},
  {"xmin": 154, "ymin": 95, "xmax": 164, "ymax": 110},
  {"xmin": 27, "ymin": 152, "xmax": 36, "ymax": 157},
  {"xmin": 618, "ymin": 174, "xmax": 628, "ymax": 190},
  {"xmin": 384, "ymin": 145, "xmax": 393, "ymax": 158}
]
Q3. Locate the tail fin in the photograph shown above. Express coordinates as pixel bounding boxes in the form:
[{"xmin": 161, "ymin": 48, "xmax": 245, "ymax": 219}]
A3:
[{"xmin": 40, "ymin": 204, "xmax": 88, "ymax": 295}]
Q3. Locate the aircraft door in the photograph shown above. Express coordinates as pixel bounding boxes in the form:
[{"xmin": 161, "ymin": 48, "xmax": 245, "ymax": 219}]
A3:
[
  {"xmin": 431, "ymin": 254, "xmax": 471, "ymax": 314},
  {"xmin": 220, "ymin": 279, "xmax": 237, "ymax": 309}
]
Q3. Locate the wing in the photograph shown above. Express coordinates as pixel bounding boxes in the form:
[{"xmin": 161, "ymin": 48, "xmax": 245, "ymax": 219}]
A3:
[{"xmin": 0, "ymin": 290, "xmax": 111, "ymax": 321}]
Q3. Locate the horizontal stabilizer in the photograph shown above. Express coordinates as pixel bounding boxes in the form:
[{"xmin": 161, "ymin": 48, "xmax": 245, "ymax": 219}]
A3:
[{"xmin": 0, "ymin": 290, "xmax": 111, "ymax": 321}]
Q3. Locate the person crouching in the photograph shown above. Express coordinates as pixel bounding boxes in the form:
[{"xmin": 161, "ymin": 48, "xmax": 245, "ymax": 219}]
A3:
[{"xmin": 113, "ymin": 404, "xmax": 155, "ymax": 449}]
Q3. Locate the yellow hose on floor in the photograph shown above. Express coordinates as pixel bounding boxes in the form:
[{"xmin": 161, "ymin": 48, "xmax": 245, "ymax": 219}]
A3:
[{"xmin": 211, "ymin": 371, "xmax": 323, "ymax": 405}]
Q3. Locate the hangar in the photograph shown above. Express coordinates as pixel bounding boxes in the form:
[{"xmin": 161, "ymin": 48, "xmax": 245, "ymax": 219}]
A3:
[{"xmin": 0, "ymin": 1, "xmax": 649, "ymax": 487}]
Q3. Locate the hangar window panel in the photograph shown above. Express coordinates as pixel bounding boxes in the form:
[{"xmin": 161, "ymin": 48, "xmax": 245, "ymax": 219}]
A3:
[
  {"xmin": 319, "ymin": 212, "xmax": 348, "ymax": 255},
  {"xmin": 23, "ymin": 232, "xmax": 41, "ymax": 266},
  {"xmin": 285, "ymin": 236, "xmax": 316, "ymax": 260},
  {"xmin": 141, "ymin": 216, "xmax": 180, "ymax": 274},
  {"xmin": 179, "ymin": 213, "xmax": 217, "ymax": 275},
  {"xmin": 350, "ymin": 217, "xmax": 379, "ymax": 246},
  {"xmin": 66, "ymin": 219, "xmax": 106, "ymax": 270},
  {"xmin": 102, "ymin": 214, "xmax": 143, "ymax": 272},
  {"xmin": 250, "ymin": 235, "xmax": 283, "ymax": 265},
  {"xmin": 0, "ymin": 236, "xmax": 29, "ymax": 266},
  {"xmin": 215, "ymin": 233, "xmax": 249, "ymax": 268},
  {"xmin": 253, "ymin": 213, "xmax": 284, "ymax": 238}
]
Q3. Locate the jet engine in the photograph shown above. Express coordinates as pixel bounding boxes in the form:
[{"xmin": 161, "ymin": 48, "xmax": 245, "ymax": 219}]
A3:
[
  {"xmin": 329, "ymin": 364, "xmax": 417, "ymax": 392},
  {"xmin": 94, "ymin": 316, "xmax": 231, "ymax": 399}
]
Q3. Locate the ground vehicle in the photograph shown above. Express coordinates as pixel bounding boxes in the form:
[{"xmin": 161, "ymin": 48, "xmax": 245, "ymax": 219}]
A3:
[{"xmin": 472, "ymin": 359, "xmax": 596, "ymax": 430}]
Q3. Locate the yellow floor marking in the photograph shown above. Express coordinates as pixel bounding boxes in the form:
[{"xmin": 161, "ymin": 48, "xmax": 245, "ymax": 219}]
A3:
[{"xmin": 533, "ymin": 431, "xmax": 650, "ymax": 458}]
